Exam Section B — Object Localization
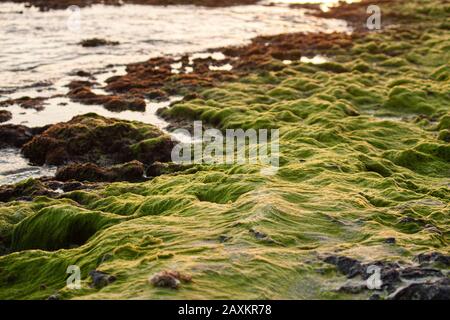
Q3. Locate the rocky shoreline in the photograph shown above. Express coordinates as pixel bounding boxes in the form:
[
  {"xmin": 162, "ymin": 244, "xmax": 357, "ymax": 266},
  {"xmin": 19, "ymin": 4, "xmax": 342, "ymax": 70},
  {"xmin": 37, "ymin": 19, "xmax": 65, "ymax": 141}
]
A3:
[{"xmin": 0, "ymin": 0, "xmax": 448, "ymax": 300}]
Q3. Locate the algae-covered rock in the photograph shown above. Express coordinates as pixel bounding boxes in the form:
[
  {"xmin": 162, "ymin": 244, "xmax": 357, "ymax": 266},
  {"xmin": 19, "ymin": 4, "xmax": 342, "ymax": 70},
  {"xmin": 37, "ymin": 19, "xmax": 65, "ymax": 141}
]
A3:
[
  {"xmin": 0, "ymin": 124, "xmax": 49, "ymax": 149},
  {"xmin": 149, "ymin": 270, "xmax": 192, "ymax": 289},
  {"xmin": 0, "ymin": 179, "xmax": 55, "ymax": 202},
  {"xmin": 0, "ymin": 110, "xmax": 12, "ymax": 123},
  {"xmin": 55, "ymin": 161, "xmax": 145, "ymax": 183},
  {"xmin": 21, "ymin": 113, "xmax": 174, "ymax": 166}
]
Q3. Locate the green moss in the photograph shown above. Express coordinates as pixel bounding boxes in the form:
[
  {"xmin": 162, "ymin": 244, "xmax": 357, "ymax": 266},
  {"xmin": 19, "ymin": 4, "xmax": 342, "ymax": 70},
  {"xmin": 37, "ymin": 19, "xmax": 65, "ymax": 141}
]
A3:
[
  {"xmin": 12, "ymin": 205, "xmax": 122, "ymax": 251},
  {"xmin": 1, "ymin": 0, "xmax": 449, "ymax": 300}
]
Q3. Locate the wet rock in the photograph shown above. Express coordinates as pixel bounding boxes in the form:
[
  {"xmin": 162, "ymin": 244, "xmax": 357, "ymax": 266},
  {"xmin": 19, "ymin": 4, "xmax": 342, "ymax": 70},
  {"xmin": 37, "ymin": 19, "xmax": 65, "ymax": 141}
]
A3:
[
  {"xmin": 384, "ymin": 237, "xmax": 396, "ymax": 244},
  {"xmin": 89, "ymin": 270, "xmax": 116, "ymax": 289},
  {"xmin": 249, "ymin": 228, "xmax": 268, "ymax": 239},
  {"xmin": 67, "ymin": 83, "xmax": 146, "ymax": 111},
  {"xmin": 67, "ymin": 86, "xmax": 109, "ymax": 105},
  {"xmin": 399, "ymin": 267, "xmax": 443, "ymax": 279},
  {"xmin": 80, "ymin": 38, "xmax": 119, "ymax": 47},
  {"xmin": 61, "ymin": 181, "xmax": 88, "ymax": 192},
  {"xmin": 149, "ymin": 270, "xmax": 192, "ymax": 289},
  {"xmin": 21, "ymin": 113, "xmax": 173, "ymax": 166},
  {"xmin": 0, "ymin": 125, "xmax": 34, "ymax": 148},
  {"xmin": 0, "ymin": 110, "xmax": 12, "ymax": 123},
  {"xmin": 55, "ymin": 161, "xmax": 145, "ymax": 182},
  {"xmin": 47, "ymin": 294, "xmax": 59, "ymax": 300},
  {"xmin": 0, "ymin": 179, "xmax": 56, "ymax": 202},
  {"xmin": 67, "ymin": 80, "xmax": 97, "ymax": 90},
  {"xmin": 0, "ymin": 96, "xmax": 47, "ymax": 110},
  {"xmin": 325, "ymin": 253, "xmax": 449, "ymax": 299},
  {"xmin": 323, "ymin": 255, "xmax": 362, "ymax": 278},
  {"xmin": 75, "ymin": 70, "xmax": 92, "ymax": 78},
  {"xmin": 389, "ymin": 278, "xmax": 450, "ymax": 300},
  {"xmin": 416, "ymin": 252, "xmax": 450, "ymax": 267},
  {"xmin": 43, "ymin": 180, "xmax": 64, "ymax": 191},
  {"xmin": 103, "ymin": 97, "xmax": 146, "ymax": 112},
  {"xmin": 145, "ymin": 89, "xmax": 168, "ymax": 101},
  {"xmin": 146, "ymin": 161, "xmax": 193, "ymax": 177}
]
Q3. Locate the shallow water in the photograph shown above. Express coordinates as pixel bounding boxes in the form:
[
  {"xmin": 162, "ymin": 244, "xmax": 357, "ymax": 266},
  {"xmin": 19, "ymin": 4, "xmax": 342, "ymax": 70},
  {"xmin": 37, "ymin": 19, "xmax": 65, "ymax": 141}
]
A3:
[
  {"xmin": 0, "ymin": 2, "xmax": 351, "ymax": 184},
  {"xmin": 0, "ymin": 2, "xmax": 349, "ymax": 93},
  {"xmin": 0, "ymin": 148, "xmax": 56, "ymax": 185}
]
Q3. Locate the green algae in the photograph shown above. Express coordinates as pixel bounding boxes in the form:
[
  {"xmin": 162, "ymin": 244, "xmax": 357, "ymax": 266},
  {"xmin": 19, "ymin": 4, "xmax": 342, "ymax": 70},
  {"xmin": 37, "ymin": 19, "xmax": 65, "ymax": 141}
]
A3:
[{"xmin": 0, "ymin": 0, "xmax": 449, "ymax": 300}]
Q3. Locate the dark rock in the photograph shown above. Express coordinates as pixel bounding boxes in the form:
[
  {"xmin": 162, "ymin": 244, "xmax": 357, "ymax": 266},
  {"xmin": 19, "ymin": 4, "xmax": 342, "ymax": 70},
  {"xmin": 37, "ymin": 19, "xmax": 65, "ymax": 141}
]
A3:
[
  {"xmin": 75, "ymin": 70, "xmax": 92, "ymax": 77},
  {"xmin": 0, "ymin": 179, "xmax": 56, "ymax": 202},
  {"xmin": 44, "ymin": 181, "xmax": 64, "ymax": 190},
  {"xmin": 0, "ymin": 124, "xmax": 48, "ymax": 148},
  {"xmin": 67, "ymin": 80, "xmax": 96, "ymax": 90},
  {"xmin": 249, "ymin": 228, "xmax": 268, "ymax": 239},
  {"xmin": 89, "ymin": 270, "xmax": 116, "ymax": 289},
  {"xmin": 55, "ymin": 161, "xmax": 145, "ymax": 182},
  {"xmin": 47, "ymin": 294, "xmax": 59, "ymax": 300},
  {"xmin": 389, "ymin": 278, "xmax": 450, "ymax": 300},
  {"xmin": 400, "ymin": 267, "xmax": 443, "ymax": 279},
  {"xmin": 21, "ymin": 113, "xmax": 173, "ymax": 166},
  {"xmin": 103, "ymin": 97, "xmax": 146, "ymax": 112},
  {"xmin": 384, "ymin": 237, "xmax": 396, "ymax": 244},
  {"xmin": 80, "ymin": 38, "xmax": 119, "ymax": 47},
  {"xmin": 249, "ymin": 228, "xmax": 275, "ymax": 243},
  {"xmin": 146, "ymin": 161, "xmax": 192, "ymax": 177},
  {"xmin": 0, "ymin": 96, "xmax": 47, "ymax": 110},
  {"xmin": 145, "ymin": 89, "xmax": 168, "ymax": 101},
  {"xmin": 0, "ymin": 110, "xmax": 12, "ymax": 123},
  {"xmin": 324, "ymin": 255, "xmax": 362, "ymax": 278},
  {"xmin": 61, "ymin": 181, "xmax": 87, "ymax": 192},
  {"xmin": 149, "ymin": 270, "xmax": 192, "ymax": 289},
  {"xmin": 416, "ymin": 252, "xmax": 450, "ymax": 267}
]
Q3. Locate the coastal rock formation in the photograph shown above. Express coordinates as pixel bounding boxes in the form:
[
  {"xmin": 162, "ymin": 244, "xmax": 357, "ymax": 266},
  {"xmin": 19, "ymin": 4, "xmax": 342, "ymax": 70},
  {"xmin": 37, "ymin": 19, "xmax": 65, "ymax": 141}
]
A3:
[
  {"xmin": 0, "ymin": 124, "xmax": 49, "ymax": 149},
  {"xmin": 0, "ymin": 179, "xmax": 56, "ymax": 202},
  {"xmin": 55, "ymin": 161, "xmax": 145, "ymax": 182},
  {"xmin": 21, "ymin": 113, "xmax": 174, "ymax": 166},
  {"xmin": 79, "ymin": 38, "xmax": 119, "ymax": 47},
  {"xmin": 67, "ymin": 83, "xmax": 147, "ymax": 111},
  {"xmin": 0, "ymin": 96, "xmax": 48, "ymax": 110},
  {"xmin": 0, "ymin": 110, "xmax": 12, "ymax": 123}
]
